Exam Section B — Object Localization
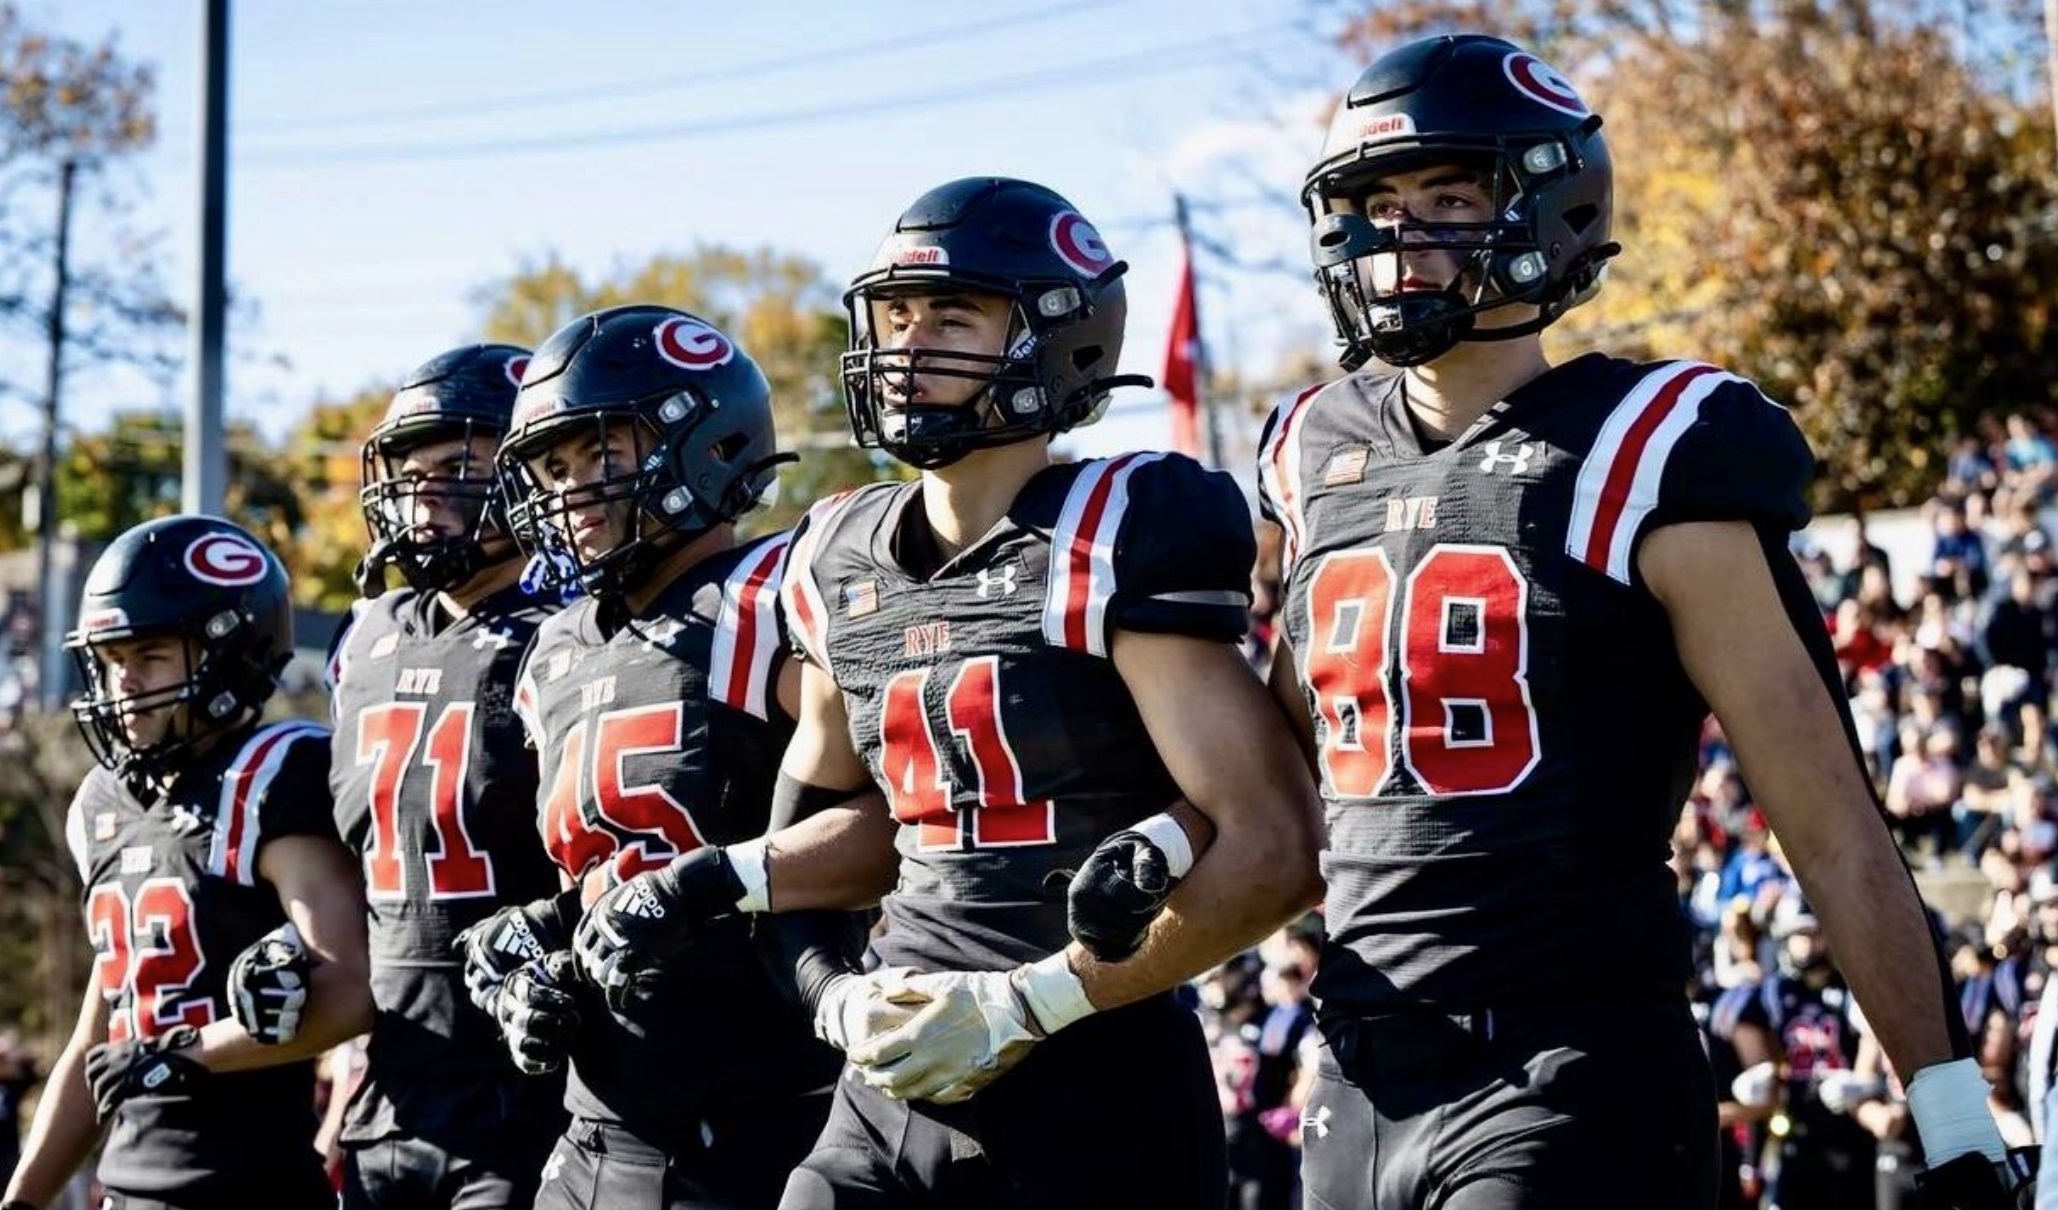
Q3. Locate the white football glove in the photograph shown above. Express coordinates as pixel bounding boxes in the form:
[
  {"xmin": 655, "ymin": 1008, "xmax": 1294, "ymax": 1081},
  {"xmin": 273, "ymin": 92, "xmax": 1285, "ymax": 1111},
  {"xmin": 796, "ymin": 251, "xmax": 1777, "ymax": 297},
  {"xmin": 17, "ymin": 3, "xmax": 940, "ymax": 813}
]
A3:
[
  {"xmin": 812, "ymin": 967, "xmax": 930, "ymax": 1054},
  {"xmin": 847, "ymin": 953, "xmax": 1097, "ymax": 1104},
  {"xmin": 1816, "ymin": 1069, "xmax": 1889, "ymax": 1115},
  {"xmin": 1731, "ymin": 1060, "xmax": 1780, "ymax": 1108}
]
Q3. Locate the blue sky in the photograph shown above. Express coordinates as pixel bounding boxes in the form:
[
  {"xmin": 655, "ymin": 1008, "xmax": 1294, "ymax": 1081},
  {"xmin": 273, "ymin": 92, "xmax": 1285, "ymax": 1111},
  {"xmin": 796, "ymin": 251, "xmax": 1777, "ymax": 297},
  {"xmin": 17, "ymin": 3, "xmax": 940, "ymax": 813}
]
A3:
[{"xmin": 14, "ymin": 0, "xmax": 1361, "ymax": 463}]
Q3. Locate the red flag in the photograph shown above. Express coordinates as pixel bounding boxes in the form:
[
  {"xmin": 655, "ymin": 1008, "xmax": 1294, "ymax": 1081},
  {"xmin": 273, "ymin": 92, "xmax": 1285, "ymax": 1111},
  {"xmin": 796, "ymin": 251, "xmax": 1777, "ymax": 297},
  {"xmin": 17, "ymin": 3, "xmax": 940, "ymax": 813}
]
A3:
[{"xmin": 1162, "ymin": 240, "xmax": 1200, "ymax": 457}]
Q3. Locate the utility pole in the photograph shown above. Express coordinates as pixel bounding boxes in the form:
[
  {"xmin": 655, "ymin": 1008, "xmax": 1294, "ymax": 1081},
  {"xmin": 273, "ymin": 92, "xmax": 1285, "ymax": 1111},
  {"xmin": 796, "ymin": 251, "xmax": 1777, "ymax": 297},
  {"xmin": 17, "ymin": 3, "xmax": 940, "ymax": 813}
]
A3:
[
  {"xmin": 35, "ymin": 158, "xmax": 77, "ymax": 713},
  {"xmin": 185, "ymin": 0, "xmax": 230, "ymax": 516},
  {"xmin": 1173, "ymin": 194, "xmax": 1226, "ymax": 470}
]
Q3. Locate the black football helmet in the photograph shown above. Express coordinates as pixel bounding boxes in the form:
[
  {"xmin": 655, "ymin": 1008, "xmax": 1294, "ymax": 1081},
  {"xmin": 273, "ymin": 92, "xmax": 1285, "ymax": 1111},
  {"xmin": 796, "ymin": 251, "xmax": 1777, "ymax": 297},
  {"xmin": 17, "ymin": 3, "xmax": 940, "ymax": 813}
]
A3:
[
  {"xmin": 358, "ymin": 343, "xmax": 530, "ymax": 595},
  {"xmin": 1304, "ymin": 34, "xmax": 1619, "ymax": 369},
  {"xmin": 66, "ymin": 515, "xmax": 294, "ymax": 793},
  {"xmin": 497, "ymin": 305, "xmax": 787, "ymax": 598},
  {"xmin": 842, "ymin": 177, "xmax": 1149, "ymax": 469}
]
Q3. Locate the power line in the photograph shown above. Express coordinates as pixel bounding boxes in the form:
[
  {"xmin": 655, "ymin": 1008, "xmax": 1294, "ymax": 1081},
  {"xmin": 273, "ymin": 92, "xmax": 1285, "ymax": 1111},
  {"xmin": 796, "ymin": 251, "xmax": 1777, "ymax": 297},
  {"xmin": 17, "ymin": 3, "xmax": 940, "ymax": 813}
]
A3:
[
  {"xmin": 236, "ymin": 0, "xmax": 1144, "ymax": 136},
  {"xmin": 241, "ymin": 22, "xmax": 1308, "ymax": 170}
]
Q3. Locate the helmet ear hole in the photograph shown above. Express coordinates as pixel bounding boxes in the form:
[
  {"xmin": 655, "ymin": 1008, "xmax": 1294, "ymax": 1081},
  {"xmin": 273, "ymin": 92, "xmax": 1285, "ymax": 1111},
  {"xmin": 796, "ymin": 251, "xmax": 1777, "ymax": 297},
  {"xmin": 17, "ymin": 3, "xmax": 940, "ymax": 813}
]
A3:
[
  {"xmin": 1070, "ymin": 345, "xmax": 1105, "ymax": 373},
  {"xmin": 709, "ymin": 432, "xmax": 749, "ymax": 464},
  {"xmin": 1562, "ymin": 203, "xmax": 1600, "ymax": 234}
]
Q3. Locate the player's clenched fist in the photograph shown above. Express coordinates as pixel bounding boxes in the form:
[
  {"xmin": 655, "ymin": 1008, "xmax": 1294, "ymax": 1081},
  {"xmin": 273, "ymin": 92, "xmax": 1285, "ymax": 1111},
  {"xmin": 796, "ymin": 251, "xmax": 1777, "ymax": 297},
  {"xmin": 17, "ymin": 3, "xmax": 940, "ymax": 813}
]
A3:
[{"xmin": 572, "ymin": 847, "xmax": 747, "ymax": 1016}]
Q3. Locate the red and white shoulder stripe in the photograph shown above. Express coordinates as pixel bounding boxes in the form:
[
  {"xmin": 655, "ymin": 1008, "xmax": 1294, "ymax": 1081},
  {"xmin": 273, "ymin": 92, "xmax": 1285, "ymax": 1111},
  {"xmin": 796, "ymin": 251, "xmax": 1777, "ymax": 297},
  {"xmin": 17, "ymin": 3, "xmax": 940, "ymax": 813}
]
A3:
[
  {"xmin": 1042, "ymin": 451, "xmax": 1165, "ymax": 658},
  {"xmin": 1566, "ymin": 360, "xmax": 1748, "ymax": 585},
  {"xmin": 780, "ymin": 489, "xmax": 861, "ymax": 677},
  {"xmin": 709, "ymin": 532, "xmax": 792, "ymax": 720},
  {"xmin": 207, "ymin": 720, "xmax": 330, "ymax": 885},
  {"xmin": 1257, "ymin": 382, "xmax": 1326, "ymax": 576}
]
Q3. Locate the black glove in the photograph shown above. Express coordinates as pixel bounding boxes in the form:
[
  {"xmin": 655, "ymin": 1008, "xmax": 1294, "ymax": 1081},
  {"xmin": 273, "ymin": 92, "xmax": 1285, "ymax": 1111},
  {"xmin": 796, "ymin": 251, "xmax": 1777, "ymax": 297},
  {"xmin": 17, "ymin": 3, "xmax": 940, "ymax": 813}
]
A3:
[
  {"xmin": 1051, "ymin": 828, "xmax": 1180, "ymax": 963},
  {"xmin": 572, "ymin": 848, "xmax": 744, "ymax": 1017},
  {"xmin": 84, "ymin": 1026, "xmax": 207, "ymax": 1120},
  {"xmin": 494, "ymin": 952, "xmax": 583, "ymax": 1076},
  {"xmin": 228, "ymin": 922, "xmax": 310, "ymax": 1045},
  {"xmin": 1913, "ymin": 1148, "xmax": 2038, "ymax": 1209},
  {"xmin": 457, "ymin": 889, "xmax": 580, "ymax": 1017}
]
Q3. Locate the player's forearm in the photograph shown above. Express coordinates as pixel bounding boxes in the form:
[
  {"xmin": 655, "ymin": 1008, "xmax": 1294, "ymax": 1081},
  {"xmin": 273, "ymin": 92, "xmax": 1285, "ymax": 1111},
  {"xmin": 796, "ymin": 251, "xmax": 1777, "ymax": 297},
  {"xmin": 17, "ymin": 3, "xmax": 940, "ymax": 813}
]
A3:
[
  {"xmin": 1712, "ymin": 662, "xmax": 1961, "ymax": 1073},
  {"xmin": 1652, "ymin": 523, "xmax": 1965, "ymax": 1076},
  {"xmin": 194, "ymin": 959, "xmax": 372, "ymax": 1073},
  {"xmin": 1783, "ymin": 832, "xmax": 1960, "ymax": 1072},
  {"xmin": 3, "ymin": 1043, "xmax": 101, "ymax": 1206},
  {"xmin": 1073, "ymin": 785, "xmax": 1324, "ymax": 1011},
  {"xmin": 764, "ymin": 796, "xmax": 900, "ymax": 912}
]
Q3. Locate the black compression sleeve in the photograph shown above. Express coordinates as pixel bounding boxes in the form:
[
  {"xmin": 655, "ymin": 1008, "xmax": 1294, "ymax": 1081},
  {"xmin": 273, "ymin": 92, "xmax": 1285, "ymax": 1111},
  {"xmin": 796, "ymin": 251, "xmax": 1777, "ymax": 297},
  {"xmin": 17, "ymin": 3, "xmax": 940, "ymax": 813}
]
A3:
[
  {"xmin": 761, "ymin": 910, "xmax": 868, "ymax": 1016},
  {"xmin": 769, "ymin": 770, "xmax": 863, "ymax": 831}
]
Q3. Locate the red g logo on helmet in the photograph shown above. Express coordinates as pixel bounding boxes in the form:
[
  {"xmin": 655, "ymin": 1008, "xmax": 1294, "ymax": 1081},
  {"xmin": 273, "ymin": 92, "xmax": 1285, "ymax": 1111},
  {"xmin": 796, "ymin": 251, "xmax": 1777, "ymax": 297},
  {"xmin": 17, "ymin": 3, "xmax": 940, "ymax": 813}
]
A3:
[
  {"xmin": 1049, "ymin": 212, "xmax": 1114, "ymax": 278},
  {"xmin": 504, "ymin": 355, "xmax": 531, "ymax": 387},
  {"xmin": 1502, "ymin": 52, "xmax": 1589, "ymax": 118},
  {"xmin": 653, "ymin": 316, "xmax": 734, "ymax": 371},
  {"xmin": 183, "ymin": 533, "xmax": 270, "ymax": 587}
]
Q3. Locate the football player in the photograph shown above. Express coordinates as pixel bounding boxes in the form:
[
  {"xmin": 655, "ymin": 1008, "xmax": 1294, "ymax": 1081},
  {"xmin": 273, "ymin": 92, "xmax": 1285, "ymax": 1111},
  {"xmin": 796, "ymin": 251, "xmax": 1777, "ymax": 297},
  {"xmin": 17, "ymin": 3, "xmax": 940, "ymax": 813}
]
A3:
[
  {"xmin": 1, "ymin": 516, "xmax": 371, "ymax": 1210},
  {"xmin": 477, "ymin": 304, "xmax": 841, "ymax": 1209},
  {"xmin": 1715, "ymin": 901, "xmax": 1877, "ymax": 1207},
  {"xmin": 1260, "ymin": 33, "xmax": 2028, "ymax": 1208},
  {"xmin": 296, "ymin": 344, "xmax": 571, "ymax": 1209},
  {"xmin": 569, "ymin": 177, "xmax": 1326, "ymax": 1210}
]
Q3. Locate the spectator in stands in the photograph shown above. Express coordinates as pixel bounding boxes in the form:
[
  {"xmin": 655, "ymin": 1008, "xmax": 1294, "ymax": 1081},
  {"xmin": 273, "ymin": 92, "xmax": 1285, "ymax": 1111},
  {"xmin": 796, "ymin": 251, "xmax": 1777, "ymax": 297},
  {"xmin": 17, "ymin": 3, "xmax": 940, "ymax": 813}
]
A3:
[
  {"xmin": 1979, "ymin": 568, "xmax": 2054, "ymax": 703},
  {"xmin": 1994, "ymin": 503, "xmax": 2056, "ymax": 573},
  {"xmin": 1904, "ymin": 682, "xmax": 1966, "ymax": 753},
  {"xmin": 1961, "ymin": 725, "xmax": 2025, "ymax": 860},
  {"xmin": 1713, "ymin": 899, "xmax": 1767, "ymax": 990},
  {"xmin": 1227, "ymin": 957, "xmax": 1317, "ymax": 1210},
  {"xmin": 1835, "ymin": 598, "xmax": 1896, "ymax": 680},
  {"xmin": 1949, "ymin": 433, "xmax": 2002, "ymax": 497},
  {"xmin": 1851, "ymin": 667, "xmax": 1902, "ymax": 786},
  {"xmin": 1932, "ymin": 500, "xmax": 1991, "ymax": 597},
  {"xmin": 1715, "ymin": 807, "xmax": 1785, "ymax": 916},
  {"xmin": 2002, "ymin": 413, "xmax": 2058, "ymax": 504},
  {"xmin": 1885, "ymin": 725, "xmax": 1966, "ymax": 865},
  {"xmin": 1914, "ymin": 588, "xmax": 1979, "ymax": 658},
  {"xmin": 2015, "ymin": 700, "xmax": 2058, "ymax": 783},
  {"xmin": 1839, "ymin": 512, "xmax": 1896, "ymax": 599}
]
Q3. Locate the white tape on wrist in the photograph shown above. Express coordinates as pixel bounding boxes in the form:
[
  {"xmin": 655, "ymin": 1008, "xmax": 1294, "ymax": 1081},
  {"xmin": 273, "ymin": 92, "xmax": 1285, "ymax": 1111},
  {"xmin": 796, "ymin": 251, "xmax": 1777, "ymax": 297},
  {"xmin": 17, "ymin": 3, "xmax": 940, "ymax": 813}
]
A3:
[
  {"xmin": 1014, "ymin": 950, "xmax": 1097, "ymax": 1036},
  {"xmin": 1132, "ymin": 812, "xmax": 1195, "ymax": 880},
  {"xmin": 729, "ymin": 839, "xmax": 771, "ymax": 914},
  {"xmin": 1905, "ymin": 1057, "xmax": 2006, "ymax": 1164}
]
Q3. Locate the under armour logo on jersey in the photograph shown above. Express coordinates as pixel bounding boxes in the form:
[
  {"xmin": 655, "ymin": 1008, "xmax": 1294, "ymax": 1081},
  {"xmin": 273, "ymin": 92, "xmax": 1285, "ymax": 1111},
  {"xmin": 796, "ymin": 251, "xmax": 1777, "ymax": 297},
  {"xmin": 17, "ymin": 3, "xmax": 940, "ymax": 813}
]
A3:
[
  {"xmin": 472, "ymin": 627, "xmax": 518, "ymax": 651},
  {"xmin": 976, "ymin": 564, "xmax": 1020, "ymax": 598},
  {"xmin": 1301, "ymin": 1104, "xmax": 1333, "ymax": 1140},
  {"xmin": 1477, "ymin": 441, "xmax": 1541, "ymax": 475},
  {"xmin": 637, "ymin": 617, "xmax": 685, "ymax": 651},
  {"xmin": 542, "ymin": 1151, "xmax": 566, "ymax": 1183}
]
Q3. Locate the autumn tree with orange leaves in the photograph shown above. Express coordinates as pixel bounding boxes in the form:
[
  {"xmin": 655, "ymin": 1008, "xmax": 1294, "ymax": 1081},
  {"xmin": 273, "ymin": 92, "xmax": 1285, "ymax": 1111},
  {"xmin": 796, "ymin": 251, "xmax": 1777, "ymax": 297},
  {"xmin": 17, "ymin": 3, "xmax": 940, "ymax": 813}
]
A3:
[{"xmin": 1316, "ymin": 0, "xmax": 2058, "ymax": 506}]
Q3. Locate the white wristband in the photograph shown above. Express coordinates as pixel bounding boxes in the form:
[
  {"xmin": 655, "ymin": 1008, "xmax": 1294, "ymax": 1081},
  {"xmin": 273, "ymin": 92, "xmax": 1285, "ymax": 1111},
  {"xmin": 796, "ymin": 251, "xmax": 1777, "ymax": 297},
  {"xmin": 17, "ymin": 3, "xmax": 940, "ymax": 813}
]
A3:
[
  {"xmin": 728, "ymin": 838, "xmax": 771, "ymax": 914},
  {"xmin": 1013, "ymin": 950, "xmax": 1097, "ymax": 1036},
  {"xmin": 1905, "ymin": 1057, "xmax": 2006, "ymax": 1164},
  {"xmin": 1131, "ymin": 812, "xmax": 1195, "ymax": 880}
]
